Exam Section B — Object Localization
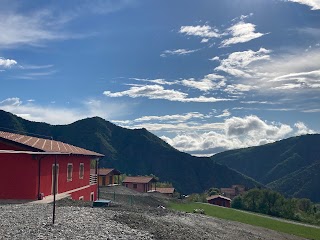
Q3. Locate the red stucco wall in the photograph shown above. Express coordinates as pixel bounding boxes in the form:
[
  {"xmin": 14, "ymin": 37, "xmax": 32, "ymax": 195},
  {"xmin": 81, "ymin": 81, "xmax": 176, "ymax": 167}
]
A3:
[
  {"xmin": 0, "ymin": 148, "xmax": 97, "ymax": 201},
  {"xmin": 0, "ymin": 153, "xmax": 38, "ymax": 199}
]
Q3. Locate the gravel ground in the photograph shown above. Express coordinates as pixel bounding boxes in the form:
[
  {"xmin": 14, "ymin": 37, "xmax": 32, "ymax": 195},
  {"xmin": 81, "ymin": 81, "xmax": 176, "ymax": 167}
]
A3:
[{"xmin": 0, "ymin": 201, "xmax": 307, "ymax": 240}]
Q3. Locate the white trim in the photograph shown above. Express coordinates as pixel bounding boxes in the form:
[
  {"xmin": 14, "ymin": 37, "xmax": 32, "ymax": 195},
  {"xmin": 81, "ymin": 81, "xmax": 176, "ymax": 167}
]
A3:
[
  {"xmin": 79, "ymin": 196, "xmax": 84, "ymax": 200},
  {"xmin": 79, "ymin": 163, "xmax": 84, "ymax": 179},
  {"xmin": 67, "ymin": 163, "xmax": 73, "ymax": 182}
]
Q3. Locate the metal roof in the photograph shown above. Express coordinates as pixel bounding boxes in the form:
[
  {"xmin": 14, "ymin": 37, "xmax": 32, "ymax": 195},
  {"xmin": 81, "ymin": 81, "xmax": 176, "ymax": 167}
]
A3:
[
  {"xmin": 206, "ymin": 195, "xmax": 231, "ymax": 201},
  {"xmin": 0, "ymin": 131, "xmax": 104, "ymax": 157},
  {"xmin": 98, "ymin": 168, "xmax": 121, "ymax": 176},
  {"xmin": 122, "ymin": 176, "xmax": 157, "ymax": 184},
  {"xmin": 155, "ymin": 187, "xmax": 175, "ymax": 194}
]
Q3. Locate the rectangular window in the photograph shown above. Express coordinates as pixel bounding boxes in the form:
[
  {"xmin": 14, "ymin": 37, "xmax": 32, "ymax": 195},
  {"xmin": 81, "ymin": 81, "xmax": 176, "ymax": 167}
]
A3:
[
  {"xmin": 79, "ymin": 163, "xmax": 84, "ymax": 179},
  {"xmin": 90, "ymin": 192, "xmax": 94, "ymax": 201},
  {"xmin": 67, "ymin": 163, "xmax": 73, "ymax": 182},
  {"xmin": 133, "ymin": 184, "xmax": 137, "ymax": 189}
]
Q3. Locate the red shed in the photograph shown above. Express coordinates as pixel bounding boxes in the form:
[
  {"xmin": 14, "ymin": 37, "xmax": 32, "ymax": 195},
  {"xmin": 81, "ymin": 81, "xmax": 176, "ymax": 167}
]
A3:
[
  {"xmin": 0, "ymin": 131, "xmax": 104, "ymax": 201},
  {"xmin": 122, "ymin": 176, "xmax": 157, "ymax": 193},
  {"xmin": 207, "ymin": 195, "xmax": 231, "ymax": 208}
]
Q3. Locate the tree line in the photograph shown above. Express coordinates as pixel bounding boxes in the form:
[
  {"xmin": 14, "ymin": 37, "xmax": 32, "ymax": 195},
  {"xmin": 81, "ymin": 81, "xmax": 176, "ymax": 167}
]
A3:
[{"xmin": 232, "ymin": 188, "xmax": 320, "ymax": 225}]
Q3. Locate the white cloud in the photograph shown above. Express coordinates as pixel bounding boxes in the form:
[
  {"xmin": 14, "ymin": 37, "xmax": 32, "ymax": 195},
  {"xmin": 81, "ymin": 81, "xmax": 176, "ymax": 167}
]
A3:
[
  {"xmin": 294, "ymin": 121, "xmax": 315, "ymax": 135},
  {"xmin": 103, "ymin": 84, "xmax": 232, "ymax": 103},
  {"xmin": 215, "ymin": 109, "xmax": 231, "ymax": 118},
  {"xmin": 224, "ymin": 84, "xmax": 257, "ymax": 94},
  {"xmin": 179, "ymin": 25, "xmax": 220, "ymax": 41},
  {"xmin": 221, "ymin": 21, "xmax": 266, "ymax": 47},
  {"xmin": 181, "ymin": 74, "xmax": 226, "ymax": 92},
  {"xmin": 287, "ymin": 0, "xmax": 320, "ymax": 10},
  {"xmin": 0, "ymin": 10, "xmax": 69, "ymax": 48},
  {"xmin": 209, "ymin": 56, "xmax": 220, "ymax": 61},
  {"xmin": 0, "ymin": 97, "xmax": 129, "ymax": 125},
  {"xmin": 160, "ymin": 48, "xmax": 199, "ymax": 57},
  {"xmin": 134, "ymin": 112, "xmax": 206, "ymax": 123},
  {"xmin": 0, "ymin": 57, "xmax": 17, "ymax": 68},
  {"xmin": 131, "ymin": 78, "xmax": 177, "ymax": 85},
  {"xmin": 159, "ymin": 115, "xmax": 311, "ymax": 155},
  {"xmin": 215, "ymin": 48, "xmax": 271, "ymax": 77}
]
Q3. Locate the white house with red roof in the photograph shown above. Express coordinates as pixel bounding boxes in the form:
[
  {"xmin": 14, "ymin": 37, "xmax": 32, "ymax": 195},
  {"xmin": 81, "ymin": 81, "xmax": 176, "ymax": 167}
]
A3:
[{"xmin": 0, "ymin": 131, "xmax": 104, "ymax": 201}]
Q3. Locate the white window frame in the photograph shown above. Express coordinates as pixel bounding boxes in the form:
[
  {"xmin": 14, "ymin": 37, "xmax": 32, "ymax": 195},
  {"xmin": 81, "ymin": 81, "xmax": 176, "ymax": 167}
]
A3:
[
  {"xmin": 79, "ymin": 196, "xmax": 84, "ymax": 201},
  {"xmin": 79, "ymin": 163, "xmax": 84, "ymax": 179},
  {"xmin": 67, "ymin": 163, "xmax": 73, "ymax": 182}
]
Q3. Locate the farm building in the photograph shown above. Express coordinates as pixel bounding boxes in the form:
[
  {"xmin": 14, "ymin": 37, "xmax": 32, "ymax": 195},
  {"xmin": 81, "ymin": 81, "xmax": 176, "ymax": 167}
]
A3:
[
  {"xmin": 0, "ymin": 131, "xmax": 104, "ymax": 201},
  {"xmin": 155, "ymin": 187, "xmax": 176, "ymax": 197},
  {"xmin": 97, "ymin": 168, "xmax": 121, "ymax": 186},
  {"xmin": 221, "ymin": 185, "xmax": 245, "ymax": 199},
  {"xmin": 207, "ymin": 195, "xmax": 231, "ymax": 208},
  {"xmin": 122, "ymin": 176, "xmax": 157, "ymax": 193}
]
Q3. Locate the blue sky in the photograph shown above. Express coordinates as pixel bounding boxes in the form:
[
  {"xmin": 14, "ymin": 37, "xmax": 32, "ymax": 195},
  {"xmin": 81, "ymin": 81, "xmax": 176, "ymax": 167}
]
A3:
[{"xmin": 1, "ymin": 0, "xmax": 320, "ymax": 155}]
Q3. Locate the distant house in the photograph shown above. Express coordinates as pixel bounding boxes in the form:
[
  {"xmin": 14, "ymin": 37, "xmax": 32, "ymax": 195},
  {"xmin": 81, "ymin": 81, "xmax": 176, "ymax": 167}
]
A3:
[
  {"xmin": 122, "ymin": 176, "xmax": 157, "ymax": 193},
  {"xmin": 221, "ymin": 185, "xmax": 245, "ymax": 199},
  {"xmin": 0, "ymin": 131, "xmax": 104, "ymax": 201},
  {"xmin": 155, "ymin": 187, "xmax": 175, "ymax": 197},
  {"xmin": 98, "ymin": 168, "xmax": 121, "ymax": 186},
  {"xmin": 207, "ymin": 195, "xmax": 231, "ymax": 208}
]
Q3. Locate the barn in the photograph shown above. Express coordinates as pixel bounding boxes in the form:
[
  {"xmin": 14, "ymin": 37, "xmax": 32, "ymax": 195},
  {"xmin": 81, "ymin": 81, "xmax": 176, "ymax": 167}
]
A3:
[
  {"xmin": 206, "ymin": 195, "xmax": 231, "ymax": 208},
  {"xmin": 0, "ymin": 131, "xmax": 104, "ymax": 201},
  {"xmin": 122, "ymin": 176, "xmax": 157, "ymax": 193}
]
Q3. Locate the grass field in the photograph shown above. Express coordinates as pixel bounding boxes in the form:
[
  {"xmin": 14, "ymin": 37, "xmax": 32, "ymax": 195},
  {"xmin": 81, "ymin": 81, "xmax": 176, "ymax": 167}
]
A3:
[{"xmin": 169, "ymin": 202, "xmax": 320, "ymax": 240}]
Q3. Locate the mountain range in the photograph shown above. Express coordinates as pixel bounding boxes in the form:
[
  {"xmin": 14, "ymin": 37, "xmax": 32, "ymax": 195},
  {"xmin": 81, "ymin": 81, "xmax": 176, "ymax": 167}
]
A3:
[
  {"xmin": 1, "ymin": 110, "xmax": 319, "ymax": 202},
  {"xmin": 0, "ymin": 110, "xmax": 258, "ymax": 194},
  {"xmin": 211, "ymin": 134, "xmax": 320, "ymax": 202}
]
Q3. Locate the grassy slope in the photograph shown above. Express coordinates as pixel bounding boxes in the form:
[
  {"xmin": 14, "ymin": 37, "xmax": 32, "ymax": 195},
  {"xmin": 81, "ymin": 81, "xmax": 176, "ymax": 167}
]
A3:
[{"xmin": 169, "ymin": 202, "xmax": 320, "ymax": 240}]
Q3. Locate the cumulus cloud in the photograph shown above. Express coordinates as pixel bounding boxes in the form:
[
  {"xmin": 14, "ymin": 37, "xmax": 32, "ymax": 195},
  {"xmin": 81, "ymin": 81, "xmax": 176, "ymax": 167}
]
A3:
[
  {"xmin": 287, "ymin": 0, "xmax": 320, "ymax": 10},
  {"xmin": 179, "ymin": 25, "xmax": 220, "ymax": 42},
  {"xmin": 181, "ymin": 74, "xmax": 226, "ymax": 92},
  {"xmin": 221, "ymin": 21, "xmax": 266, "ymax": 47},
  {"xmin": 215, "ymin": 48, "xmax": 271, "ymax": 77},
  {"xmin": 103, "ymin": 84, "xmax": 232, "ymax": 103},
  {"xmin": 0, "ymin": 57, "xmax": 17, "ymax": 67},
  {"xmin": 215, "ymin": 109, "xmax": 231, "ymax": 118},
  {"xmin": 294, "ymin": 121, "xmax": 315, "ymax": 135},
  {"xmin": 158, "ymin": 115, "xmax": 314, "ymax": 155},
  {"xmin": 160, "ymin": 48, "xmax": 199, "ymax": 57}
]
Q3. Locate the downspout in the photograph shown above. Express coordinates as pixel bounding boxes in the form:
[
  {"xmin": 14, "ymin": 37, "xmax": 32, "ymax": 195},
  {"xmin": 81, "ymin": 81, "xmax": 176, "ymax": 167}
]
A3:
[{"xmin": 96, "ymin": 158, "xmax": 100, "ymax": 200}]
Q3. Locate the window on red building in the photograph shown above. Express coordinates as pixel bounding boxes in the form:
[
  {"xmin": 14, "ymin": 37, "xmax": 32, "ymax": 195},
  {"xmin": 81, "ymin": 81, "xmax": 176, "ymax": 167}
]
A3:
[
  {"xmin": 79, "ymin": 163, "xmax": 84, "ymax": 179},
  {"xmin": 67, "ymin": 163, "xmax": 73, "ymax": 181},
  {"xmin": 133, "ymin": 184, "xmax": 137, "ymax": 189}
]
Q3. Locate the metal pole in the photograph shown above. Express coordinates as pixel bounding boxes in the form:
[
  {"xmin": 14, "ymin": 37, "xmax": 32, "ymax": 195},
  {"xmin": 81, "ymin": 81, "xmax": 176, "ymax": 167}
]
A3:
[
  {"xmin": 52, "ymin": 154, "xmax": 57, "ymax": 225},
  {"xmin": 97, "ymin": 158, "xmax": 99, "ymax": 200}
]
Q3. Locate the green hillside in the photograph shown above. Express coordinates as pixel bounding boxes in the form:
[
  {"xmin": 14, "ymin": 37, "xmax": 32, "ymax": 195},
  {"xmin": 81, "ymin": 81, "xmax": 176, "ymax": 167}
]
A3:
[
  {"xmin": 211, "ymin": 135, "xmax": 320, "ymax": 202},
  {"xmin": 0, "ymin": 110, "xmax": 259, "ymax": 194}
]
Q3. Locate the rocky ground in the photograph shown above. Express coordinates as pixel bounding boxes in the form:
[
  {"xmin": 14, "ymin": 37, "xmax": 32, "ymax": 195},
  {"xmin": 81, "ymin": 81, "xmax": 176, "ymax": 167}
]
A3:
[{"xmin": 0, "ymin": 186, "xmax": 307, "ymax": 240}]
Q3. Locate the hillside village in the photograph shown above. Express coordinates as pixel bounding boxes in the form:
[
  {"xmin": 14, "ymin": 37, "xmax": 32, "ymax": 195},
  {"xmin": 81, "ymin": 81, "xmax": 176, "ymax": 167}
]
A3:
[{"xmin": 1, "ymin": 118, "xmax": 320, "ymax": 239}]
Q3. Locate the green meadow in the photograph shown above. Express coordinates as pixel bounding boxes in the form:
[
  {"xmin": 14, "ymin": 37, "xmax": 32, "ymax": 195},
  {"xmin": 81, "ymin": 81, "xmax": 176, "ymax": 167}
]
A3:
[{"xmin": 169, "ymin": 202, "xmax": 320, "ymax": 240}]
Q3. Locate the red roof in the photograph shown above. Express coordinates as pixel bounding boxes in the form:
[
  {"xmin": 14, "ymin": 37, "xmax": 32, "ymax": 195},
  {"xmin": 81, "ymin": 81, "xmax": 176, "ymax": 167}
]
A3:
[
  {"xmin": 0, "ymin": 131, "xmax": 103, "ymax": 157},
  {"xmin": 206, "ymin": 195, "xmax": 231, "ymax": 201},
  {"xmin": 122, "ymin": 176, "xmax": 156, "ymax": 184},
  {"xmin": 98, "ymin": 168, "xmax": 121, "ymax": 176},
  {"xmin": 156, "ymin": 187, "xmax": 175, "ymax": 194}
]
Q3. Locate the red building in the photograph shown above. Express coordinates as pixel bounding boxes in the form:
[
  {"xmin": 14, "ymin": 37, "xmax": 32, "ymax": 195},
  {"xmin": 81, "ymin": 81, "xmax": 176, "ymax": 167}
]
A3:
[
  {"xmin": 207, "ymin": 195, "xmax": 231, "ymax": 208},
  {"xmin": 0, "ymin": 131, "xmax": 104, "ymax": 201},
  {"xmin": 155, "ymin": 187, "xmax": 176, "ymax": 197},
  {"xmin": 98, "ymin": 168, "xmax": 121, "ymax": 186},
  {"xmin": 122, "ymin": 176, "xmax": 157, "ymax": 193}
]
